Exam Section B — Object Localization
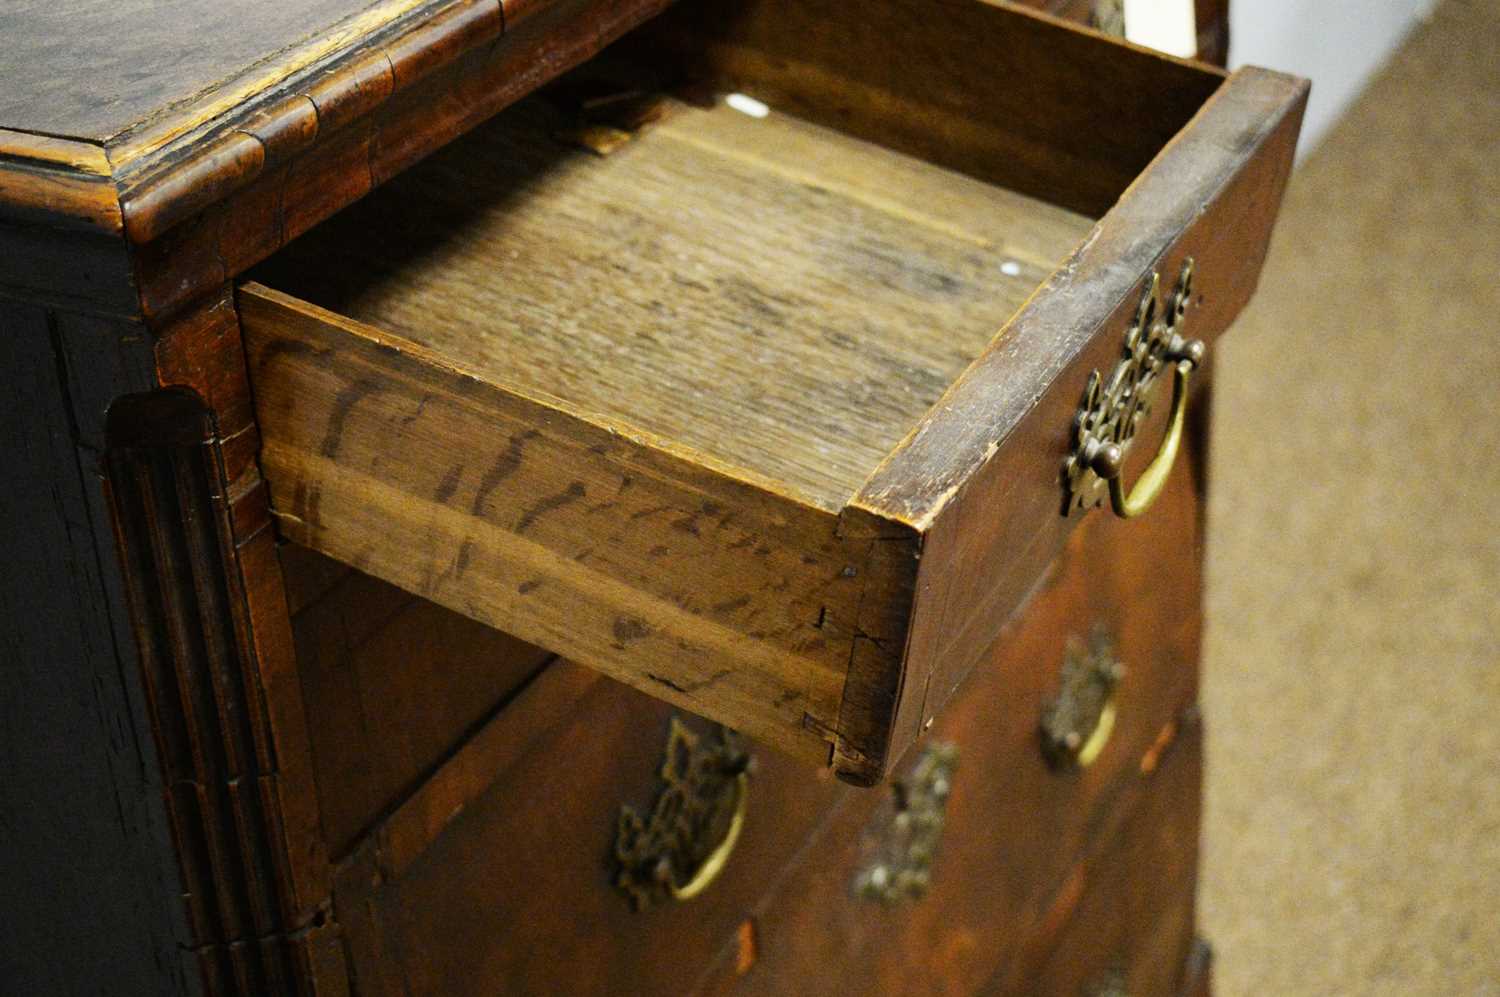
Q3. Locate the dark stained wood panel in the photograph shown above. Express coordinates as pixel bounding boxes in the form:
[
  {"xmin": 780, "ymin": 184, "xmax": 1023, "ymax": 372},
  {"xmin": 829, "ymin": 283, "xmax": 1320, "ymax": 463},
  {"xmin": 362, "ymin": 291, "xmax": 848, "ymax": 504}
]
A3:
[
  {"xmin": 332, "ymin": 659, "xmax": 853, "ymax": 997},
  {"xmin": 0, "ymin": 0, "xmax": 434, "ymax": 143},
  {"xmin": 0, "ymin": 301, "xmax": 199, "ymax": 996}
]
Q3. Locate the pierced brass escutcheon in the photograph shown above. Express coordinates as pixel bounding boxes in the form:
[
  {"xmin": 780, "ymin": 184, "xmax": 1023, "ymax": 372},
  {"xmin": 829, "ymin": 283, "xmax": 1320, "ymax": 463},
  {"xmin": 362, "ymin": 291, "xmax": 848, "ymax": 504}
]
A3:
[
  {"xmin": 614, "ymin": 717, "xmax": 750, "ymax": 910},
  {"xmin": 1041, "ymin": 631, "xmax": 1126, "ymax": 770},
  {"xmin": 853, "ymin": 742, "xmax": 959, "ymax": 905},
  {"xmin": 1063, "ymin": 259, "xmax": 1205, "ymax": 519}
]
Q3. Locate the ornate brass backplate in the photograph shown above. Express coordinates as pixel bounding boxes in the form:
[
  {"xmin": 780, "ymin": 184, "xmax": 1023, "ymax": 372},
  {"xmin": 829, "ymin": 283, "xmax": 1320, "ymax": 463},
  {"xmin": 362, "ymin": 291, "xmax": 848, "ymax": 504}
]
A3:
[
  {"xmin": 853, "ymin": 742, "xmax": 959, "ymax": 904},
  {"xmin": 1041, "ymin": 631, "xmax": 1125, "ymax": 770},
  {"xmin": 1062, "ymin": 259, "xmax": 1202, "ymax": 516},
  {"xmin": 614, "ymin": 717, "xmax": 750, "ymax": 910}
]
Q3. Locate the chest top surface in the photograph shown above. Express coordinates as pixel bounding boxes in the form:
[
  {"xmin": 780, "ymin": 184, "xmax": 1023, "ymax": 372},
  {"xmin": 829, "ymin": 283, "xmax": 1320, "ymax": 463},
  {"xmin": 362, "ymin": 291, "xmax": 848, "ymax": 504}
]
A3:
[
  {"xmin": 0, "ymin": 0, "xmax": 521, "ymax": 250},
  {"xmin": 0, "ymin": 0, "xmax": 430, "ymax": 144}
]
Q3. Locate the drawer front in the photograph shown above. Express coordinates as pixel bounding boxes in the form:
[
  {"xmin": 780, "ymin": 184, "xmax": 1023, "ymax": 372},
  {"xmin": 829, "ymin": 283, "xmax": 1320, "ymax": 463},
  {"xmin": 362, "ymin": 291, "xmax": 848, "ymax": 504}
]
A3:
[
  {"xmin": 691, "ymin": 452, "xmax": 1206, "ymax": 996},
  {"xmin": 332, "ymin": 660, "xmax": 850, "ymax": 997},
  {"xmin": 990, "ymin": 719, "xmax": 1203, "ymax": 997},
  {"xmin": 241, "ymin": 0, "xmax": 1305, "ymax": 785}
]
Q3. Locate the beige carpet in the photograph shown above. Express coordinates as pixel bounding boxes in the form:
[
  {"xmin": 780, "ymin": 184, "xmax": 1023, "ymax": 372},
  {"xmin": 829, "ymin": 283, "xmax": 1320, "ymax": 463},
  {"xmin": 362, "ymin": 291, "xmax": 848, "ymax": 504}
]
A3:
[{"xmin": 1200, "ymin": 1, "xmax": 1500, "ymax": 993}]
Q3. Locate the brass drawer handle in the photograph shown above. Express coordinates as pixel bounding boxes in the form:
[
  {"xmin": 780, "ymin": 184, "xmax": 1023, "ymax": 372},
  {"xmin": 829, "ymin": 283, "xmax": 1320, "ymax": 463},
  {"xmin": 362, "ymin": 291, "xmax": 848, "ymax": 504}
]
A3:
[
  {"xmin": 1064, "ymin": 259, "xmax": 1205, "ymax": 519},
  {"xmin": 614, "ymin": 718, "xmax": 751, "ymax": 910},
  {"xmin": 1041, "ymin": 632, "xmax": 1125, "ymax": 769},
  {"xmin": 670, "ymin": 770, "xmax": 748, "ymax": 901},
  {"xmin": 1086, "ymin": 356, "xmax": 1194, "ymax": 519}
]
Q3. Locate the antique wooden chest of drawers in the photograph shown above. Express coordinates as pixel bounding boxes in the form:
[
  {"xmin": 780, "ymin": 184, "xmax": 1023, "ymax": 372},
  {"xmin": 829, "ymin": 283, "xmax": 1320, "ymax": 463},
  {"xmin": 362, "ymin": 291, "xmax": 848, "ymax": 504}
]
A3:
[{"xmin": 0, "ymin": 1, "xmax": 1303, "ymax": 994}]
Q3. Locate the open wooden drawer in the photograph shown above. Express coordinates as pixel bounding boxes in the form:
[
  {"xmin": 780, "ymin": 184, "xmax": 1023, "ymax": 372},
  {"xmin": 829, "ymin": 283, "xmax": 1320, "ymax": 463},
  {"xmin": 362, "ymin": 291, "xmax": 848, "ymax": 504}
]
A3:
[{"xmin": 240, "ymin": 0, "xmax": 1306, "ymax": 784}]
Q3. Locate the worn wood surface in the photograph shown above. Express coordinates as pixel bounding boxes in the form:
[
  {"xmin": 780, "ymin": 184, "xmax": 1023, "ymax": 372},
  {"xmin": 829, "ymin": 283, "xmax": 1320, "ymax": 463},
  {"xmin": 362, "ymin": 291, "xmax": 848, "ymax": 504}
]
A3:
[
  {"xmin": 1, "ymin": 289, "xmax": 339, "ymax": 995},
  {"xmin": 0, "ymin": 301, "xmax": 199, "ymax": 995},
  {"xmin": 0, "ymin": 0, "xmax": 669, "ymax": 261},
  {"xmin": 254, "ymin": 94, "xmax": 1091, "ymax": 512},
  {"xmin": 240, "ymin": 284, "xmax": 910, "ymax": 777},
  {"xmin": 2, "ymin": 235, "xmax": 343, "ymax": 994},
  {"xmin": 124, "ymin": 0, "xmax": 671, "ymax": 319},
  {"xmin": 93, "ymin": 290, "xmax": 346, "ymax": 995},
  {"xmin": 0, "ymin": 0, "xmax": 432, "ymax": 144},
  {"xmin": 690, "ymin": 450, "xmax": 1205, "ymax": 996},
  {"xmin": 285, "ymin": 546, "xmax": 554, "ymax": 856},
  {"xmin": 629, "ymin": 0, "xmax": 1225, "ymax": 218},
  {"xmin": 246, "ymin": 65, "xmax": 1303, "ymax": 784},
  {"xmin": 864, "ymin": 68, "xmax": 1309, "ymax": 772},
  {"xmin": 1, "ymin": 0, "xmax": 1277, "ymax": 989},
  {"xmin": 332, "ymin": 658, "xmax": 851, "ymax": 997}
]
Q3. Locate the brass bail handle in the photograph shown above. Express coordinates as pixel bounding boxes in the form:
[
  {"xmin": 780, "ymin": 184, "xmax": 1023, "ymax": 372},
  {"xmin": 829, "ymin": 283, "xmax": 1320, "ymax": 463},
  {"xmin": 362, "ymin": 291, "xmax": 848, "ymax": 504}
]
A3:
[
  {"xmin": 661, "ymin": 770, "xmax": 748, "ymax": 902},
  {"xmin": 1087, "ymin": 335, "xmax": 1205, "ymax": 519},
  {"xmin": 614, "ymin": 719, "xmax": 751, "ymax": 910},
  {"xmin": 1041, "ymin": 632, "xmax": 1125, "ymax": 770}
]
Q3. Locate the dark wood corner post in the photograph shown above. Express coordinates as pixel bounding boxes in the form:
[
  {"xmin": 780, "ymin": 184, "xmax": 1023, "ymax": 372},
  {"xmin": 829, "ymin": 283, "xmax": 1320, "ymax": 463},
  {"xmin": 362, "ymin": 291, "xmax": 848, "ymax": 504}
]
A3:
[
  {"xmin": 103, "ymin": 287, "xmax": 342, "ymax": 995},
  {"xmin": 1, "ymin": 265, "xmax": 339, "ymax": 993}
]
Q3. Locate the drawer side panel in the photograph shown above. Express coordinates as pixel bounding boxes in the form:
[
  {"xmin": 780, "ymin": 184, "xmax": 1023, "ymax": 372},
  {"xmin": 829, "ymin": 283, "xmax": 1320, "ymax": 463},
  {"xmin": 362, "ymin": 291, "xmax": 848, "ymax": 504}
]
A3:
[{"xmin": 241, "ymin": 287, "xmax": 921, "ymax": 773}]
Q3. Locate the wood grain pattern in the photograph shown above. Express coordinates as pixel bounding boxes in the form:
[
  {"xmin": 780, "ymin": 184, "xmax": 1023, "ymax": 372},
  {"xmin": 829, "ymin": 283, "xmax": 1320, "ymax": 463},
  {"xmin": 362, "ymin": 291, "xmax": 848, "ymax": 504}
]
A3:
[
  {"xmin": 253, "ymin": 94, "xmax": 1091, "ymax": 512},
  {"xmin": 0, "ymin": 0, "xmax": 668, "ymax": 250},
  {"xmin": 123, "ymin": 0, "xmax": 672, "ymax": 319},
  {"xmin": 115, "ymin": 0, "xmax": 505, "ymax": 244},
  {"xmin": 151, "ymin": 291, "xmax": 335, "ymax": 932},
  {"xmin": 86, "ymin": 290, "xmax": 346, "ymax": 995},
  {"xmin": 862, "ymin": 67, "xmax": 1309, "ymax": 771},
  {"xmin": 0, "ymin": 0, "xmax": 432, "ymax": 145},
  {"xmin": 240, "ymin": 285, "xmax": 910, "ymax": 776},
  {"xmin": 0, "ymin": 160, "xmax": 122, "ymax": 234},
  {"xmin": 0, "ymin": 0, "xmax": 1278, "ymax": 990},
  {"xmin": 246, "ymin": 65, "xmax": 1303, "ymax": 784},
  {"xmin": 332, "ymin": 659, "xmax": 852, "ymax": 997},
  {"xmin": 285, "ymin": 548, "xmax": 555, "ymax": 856},
  {"xmin": 106, "ymin": 392, "xmax": 299, "ymax": 992},
  {"xmin": 628, "ymin": 0, "xmax": 1226, "ymax": 218},
  {"xmin": 690, "ymin": 442, "xmax": 1206, "ymax": 996}
]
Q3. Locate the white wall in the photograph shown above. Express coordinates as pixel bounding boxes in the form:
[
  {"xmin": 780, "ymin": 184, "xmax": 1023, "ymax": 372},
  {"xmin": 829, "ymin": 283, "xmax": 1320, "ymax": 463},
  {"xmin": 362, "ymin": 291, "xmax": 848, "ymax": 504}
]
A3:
[{"xmin": 1230, "ymin": 0, "xmax": 1439, "ymax": 157}]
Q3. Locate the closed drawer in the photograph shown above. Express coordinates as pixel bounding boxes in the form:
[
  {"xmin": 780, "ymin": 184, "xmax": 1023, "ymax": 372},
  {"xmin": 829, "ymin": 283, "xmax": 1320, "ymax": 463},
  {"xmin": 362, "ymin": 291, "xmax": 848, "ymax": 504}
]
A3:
[
  {"xmin": 690, "ymin": 430, "xmax": 1206, "ymax": 995},
  {"xmin": 329, "ymin": 441, "xmax": 1202, "ymax": 997},
  {"xmin": 990, "ymin": 718, "xmax": 1203, "ymax": 997},
  {"xmin": 241, "ymin": 0, "xmax": 1306, "ymax": 784},
  {"xmin": 331, "ymin": 658, "xmax": 850, "ymax": 997}
]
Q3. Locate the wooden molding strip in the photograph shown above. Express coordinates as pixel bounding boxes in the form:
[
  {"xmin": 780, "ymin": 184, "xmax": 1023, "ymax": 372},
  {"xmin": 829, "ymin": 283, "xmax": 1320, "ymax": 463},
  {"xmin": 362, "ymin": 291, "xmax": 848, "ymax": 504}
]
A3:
[
  {"xmin": 105, "ymin": 0, "xmax": 442, "ymax": 168},
  {"xmin": 0, "ymin": 129, "xmax": 112, "ymax": 175},
  {"xmin": 119, "ymin": 0, "xmax": 504, "ymax": 244},
  {"xmin": 0, "ymin": 130, "xmax": 122, "ymax": 234}
]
